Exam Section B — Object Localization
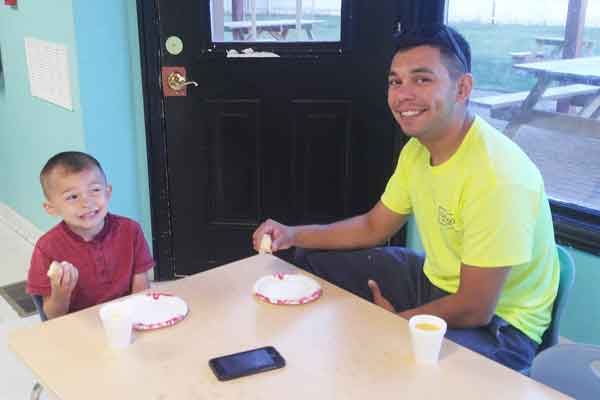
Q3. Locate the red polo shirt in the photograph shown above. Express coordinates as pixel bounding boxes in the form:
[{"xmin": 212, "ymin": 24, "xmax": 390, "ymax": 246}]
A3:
[{"xmin": 27, "ymin": 213, "xmax": 154, "ymax": 313}]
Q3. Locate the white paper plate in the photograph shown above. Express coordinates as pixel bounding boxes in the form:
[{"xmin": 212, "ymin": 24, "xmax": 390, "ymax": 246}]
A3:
[
  {"xmin": 254, "ymin": 273, "xmax": 322, "ymax": 305},
  {"xmin": 130, "ymin": 292, "xmax": 188, "ymax": 331}
]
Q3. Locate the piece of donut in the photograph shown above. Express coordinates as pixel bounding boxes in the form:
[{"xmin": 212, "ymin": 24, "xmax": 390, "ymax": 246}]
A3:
[
  {"xmin": 259, "ymin": 234, "xmax": 272, "ymax": 254},
  {"xmin": 46, "ymin": 261, "xmax": 62, "ymax": 279}
]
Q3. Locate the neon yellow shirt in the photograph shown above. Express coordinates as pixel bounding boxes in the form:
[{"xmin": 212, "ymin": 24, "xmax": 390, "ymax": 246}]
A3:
[{"xmin": 381, "ymin": 116, "xmax": 559, "ymax": 343}]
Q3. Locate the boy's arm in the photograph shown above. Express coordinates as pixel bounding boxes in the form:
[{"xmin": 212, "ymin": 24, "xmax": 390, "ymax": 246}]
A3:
[
  {"xmin": 43, "ymin": 262, "xmax": 79, "ymax": 319},
  {"xmin": 130, "ymin": 221, "xmax": 154, "ymax": 294},
  {"xmin": 131, "ymin": 272, "xmax": 150, "ymax": 293},
  {"xmin": 43, "ymin": 295, "xmax": 70, "ymax": 319}
]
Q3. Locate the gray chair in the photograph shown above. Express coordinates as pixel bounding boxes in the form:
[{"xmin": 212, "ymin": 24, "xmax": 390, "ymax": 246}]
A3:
[
  {"xmin": 537, "ymin": 245, "xmax": 576, "ymax": 353},
  {"xmin": 30, "ymin": 295, "xmax": 46, "ymax": 400},
  {"xmin": 531, "ymin": 344, "xmax": 600, "ymax": 399}
]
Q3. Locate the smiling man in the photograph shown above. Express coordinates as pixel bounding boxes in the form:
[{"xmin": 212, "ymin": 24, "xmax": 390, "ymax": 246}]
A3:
[{"xmin": 252, "ymin": 24, "xmax": 559, "ymax": 372}]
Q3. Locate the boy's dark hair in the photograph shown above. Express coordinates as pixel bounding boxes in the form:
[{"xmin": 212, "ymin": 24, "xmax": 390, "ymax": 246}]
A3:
[
  {"xmin": 392, "ymin": 23, "xmax": 471, "ymax": 80},
  {"xmin": 40, "ymin": 151, "xmax": 106, "ymax": 197}
]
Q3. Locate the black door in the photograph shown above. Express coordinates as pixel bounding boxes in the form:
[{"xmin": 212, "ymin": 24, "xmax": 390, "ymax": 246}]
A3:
[{"xmin": 138, "ymin": 1, "xmax": 439, "ymax": 278}]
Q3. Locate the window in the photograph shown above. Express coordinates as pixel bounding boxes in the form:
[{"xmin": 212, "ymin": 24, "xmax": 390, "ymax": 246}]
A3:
[
  {"xmin": 210, "ymin": 0, "xmax": 342, "ymax": 43},
  {"xmin": 447, "ymin": 0, "xmax": 600, "ymax": 253}
]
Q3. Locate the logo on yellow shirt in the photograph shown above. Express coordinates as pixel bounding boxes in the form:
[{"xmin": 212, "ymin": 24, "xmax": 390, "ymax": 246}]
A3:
[{"xmin": 438, "ymin": 206, "xmax": 455, "ymax": 227}]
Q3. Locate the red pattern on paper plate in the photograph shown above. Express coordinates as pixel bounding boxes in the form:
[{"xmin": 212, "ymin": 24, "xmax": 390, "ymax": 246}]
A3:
[
  {"xmin": 253, "ymin": 274, "xmax": 322, "ymax": 305},
  {"xmin": 133, "ymin": 292, "xmax": 189, "ymax": 331}
]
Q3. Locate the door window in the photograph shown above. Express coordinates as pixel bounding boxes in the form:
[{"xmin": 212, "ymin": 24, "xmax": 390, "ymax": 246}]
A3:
[{"xmin": 211, "ymin": 0, "xmax": 342, "ymax": 42}]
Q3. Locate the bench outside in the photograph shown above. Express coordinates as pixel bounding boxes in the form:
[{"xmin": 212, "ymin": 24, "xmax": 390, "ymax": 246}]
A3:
[
  {"xmin": 471, "ymin": 84, "xmax": 600, "ymax": 110},
  {"xmin": 224, "ymin": 19, "xmax": 323, "ymax": 40},
  {"xmin": 509, "ymin": 37, "xmax": 596, "ymax": 64},
  {"xmin": 509, "ymin": 51, "xmax": 544, "ymax": 64}
]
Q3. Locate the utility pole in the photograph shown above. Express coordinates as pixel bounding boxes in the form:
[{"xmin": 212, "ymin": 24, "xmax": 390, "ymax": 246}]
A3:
[
  {"xmin": 558, "ymin": 0, "xmax": 588, "ymax": 112},
  {"xmin": 232, "ymin": 0, "xmax": 245, "ymax": 40},
  {"xmin": 564, "ymin": 0, "xmax": 588, "ymax": 59}
]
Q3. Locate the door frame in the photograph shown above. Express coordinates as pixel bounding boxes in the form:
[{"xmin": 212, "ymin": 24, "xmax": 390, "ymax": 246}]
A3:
[
  {"xmin": 137, "ymin": 0, "xmax": 173, "ymax": 280},
  {"xmin": 135, "ymin": 0, "xmax": 445, "ymax": 280}
]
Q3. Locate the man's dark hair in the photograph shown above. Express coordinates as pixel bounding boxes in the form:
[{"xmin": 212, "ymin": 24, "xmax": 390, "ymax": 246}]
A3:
[
  {"xmin": 40, "ymin": 151, "xmax": 106, "ymax": 197},
  {"xmin": 392, "ymin": 24, "xmax": 471, "ymax": 80}
]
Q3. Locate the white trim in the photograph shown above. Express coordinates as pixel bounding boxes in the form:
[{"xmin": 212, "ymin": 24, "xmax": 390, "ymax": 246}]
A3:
[{"xmin": 0, "ymin": 203, "xmax": 42, "ymax": 247}]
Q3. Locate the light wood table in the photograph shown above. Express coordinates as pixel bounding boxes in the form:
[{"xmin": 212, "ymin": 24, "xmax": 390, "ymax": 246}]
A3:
[{"xmin": 9, "ymin": 254, "xmax": 570, "ymax": 399}]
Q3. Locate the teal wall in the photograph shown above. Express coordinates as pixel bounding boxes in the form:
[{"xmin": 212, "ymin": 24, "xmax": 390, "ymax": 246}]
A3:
[
  {"xmin": 71, "ymin": 0, "xmax": 151, "ymax": 238},
  {"xmin": 406, "ymin": 217, "xmax": 424, "ymax": 252},
  {"xmin": 561, "ymin": 247, "xmax": 600, "ymax": 345},
  {"xmin": 0, "ymin": 1, "xmax": 84, "ymax": 229},
  {"xmin": 0, "ymin": 0, "xmax": 151, "ymax": 242}
]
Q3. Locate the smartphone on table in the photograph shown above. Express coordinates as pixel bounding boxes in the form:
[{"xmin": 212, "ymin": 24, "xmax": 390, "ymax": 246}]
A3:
[{"xmin": 209, "ymin": 346, "xmax": 286, "ymax": 381}]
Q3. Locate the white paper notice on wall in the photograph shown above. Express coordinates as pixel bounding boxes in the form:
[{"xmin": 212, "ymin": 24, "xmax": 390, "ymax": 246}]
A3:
[{"xmin": 24, "ymin": 37, "xmax": 73, "ymax": 110}]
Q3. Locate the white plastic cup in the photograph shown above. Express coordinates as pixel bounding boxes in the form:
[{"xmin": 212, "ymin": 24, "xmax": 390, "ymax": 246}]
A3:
[
  {"xmin": 408, "ymin": 314, "xmax": 447, "ymax": 364},
  {"xmin": 99, "ymin": 301, "xmax": 135, "ymax": 349}
]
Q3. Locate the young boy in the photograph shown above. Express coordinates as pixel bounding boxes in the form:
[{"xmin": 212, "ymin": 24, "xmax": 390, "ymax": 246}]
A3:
[{"xmin": 27, "ymin": 151, "xmax": 154, "ymax": 319}]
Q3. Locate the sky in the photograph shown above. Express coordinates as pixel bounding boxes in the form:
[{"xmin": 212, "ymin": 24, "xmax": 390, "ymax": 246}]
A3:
[{"xmin": 447, "ymin": 0, "xmax": 600, "ymax": 27}]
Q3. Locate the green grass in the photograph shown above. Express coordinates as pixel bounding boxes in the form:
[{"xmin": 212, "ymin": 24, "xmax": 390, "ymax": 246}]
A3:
[
  {"xmin": 221, "ymin": 16, "xmax": 600, "ymax": 93},
  {"xmin": 452, "ymin": 22, "xmax": 600, "ymax": 92}
]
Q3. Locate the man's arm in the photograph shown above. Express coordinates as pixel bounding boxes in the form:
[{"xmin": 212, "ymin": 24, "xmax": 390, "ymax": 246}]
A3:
[
  {"xmin": 371, "ymin": 263, "xmax": 511, "ymax": 328},
  {"xmin": 131, "ymin": 272, "xmax": 150, "ymax": 293},
  {"xmin": 253, "ymin": 201, "xmax": 408, "ymax": 252}
]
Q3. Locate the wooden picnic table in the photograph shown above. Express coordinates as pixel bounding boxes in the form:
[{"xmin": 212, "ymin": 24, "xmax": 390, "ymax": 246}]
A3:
[
  {"xmin": 510, "ymin": 36, "xmax": 595, "ymax": 64},
  {"xmin": 502, "ymin": 56, "xmax": 600, "ymax": 137},
  {"xmin": 224, "ymin": 19, "xmax": 323, "ymax": 41}
]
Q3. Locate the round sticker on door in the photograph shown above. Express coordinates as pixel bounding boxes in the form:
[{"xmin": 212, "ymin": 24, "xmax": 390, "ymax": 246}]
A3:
[{"xmin": 165, "ymin": 36, "xmax": 184, "ymax": 56}]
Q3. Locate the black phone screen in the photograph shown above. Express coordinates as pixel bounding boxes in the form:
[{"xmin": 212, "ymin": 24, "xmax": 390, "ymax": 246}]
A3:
[{"xmin": 209, "ymin": 346, "xmax": 285, "ymax": 381}]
